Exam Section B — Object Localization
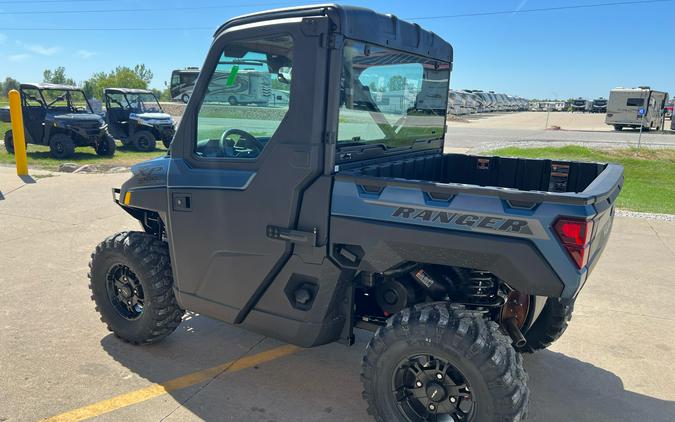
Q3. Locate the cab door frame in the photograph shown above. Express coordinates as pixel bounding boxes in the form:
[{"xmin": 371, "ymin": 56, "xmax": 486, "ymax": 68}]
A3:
[{"xmin": 166, "ymin": 17, "xmax": 336, "ymax": 325}]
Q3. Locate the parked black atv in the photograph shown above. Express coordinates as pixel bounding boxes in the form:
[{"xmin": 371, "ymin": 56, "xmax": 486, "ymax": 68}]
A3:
[
  {"xmin": 1, "ymin": 83, "xmax": 115, "ymax": 158},
  {"xmin": 104, "ymin": 88, "xmax": 175, "ymax": 151}
]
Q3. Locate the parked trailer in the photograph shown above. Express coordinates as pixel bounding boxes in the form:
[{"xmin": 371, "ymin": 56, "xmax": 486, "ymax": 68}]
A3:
[
  {"xmin": 170, "ymin": 68, "xmax": 200, "ymax": 103},
  {"xmin": 571, "ymin": 98, "xmax": 592, "ymax": 113},
  {"xmin": 592, "ymin": 97, "xmax": 608, "ymax": 113},
  {"xmin": 170, "ymin": 66, "xmax": 272, "ymax": 106},
  {"xmin": 606, "ymin": 87, "xmax": 668, "ymax": 131}
]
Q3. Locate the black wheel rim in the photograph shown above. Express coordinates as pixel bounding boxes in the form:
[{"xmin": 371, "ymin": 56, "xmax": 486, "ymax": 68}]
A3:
[
  {"xmin": 105, "ymin": 264, "xmax": 145, "ymax": 320},
  {"xmin": 391, "ymin": 354, "xmax": 475, "ymax": 422},
  {"xmin": 138, "ymin": 135, "xmax": 150, "ymax": 149},
  {"xmin": 55, "ymin": 142, "xmax": 64, "ymax": 154}
]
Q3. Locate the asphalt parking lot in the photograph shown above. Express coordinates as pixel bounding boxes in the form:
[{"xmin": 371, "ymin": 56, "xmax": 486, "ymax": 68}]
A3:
[{"xmin": 1, "ymin": 168, "xmax": 675, "ymax": 422}]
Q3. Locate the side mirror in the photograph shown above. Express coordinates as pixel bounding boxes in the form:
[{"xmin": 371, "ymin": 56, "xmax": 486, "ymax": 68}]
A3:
[{"xmin": 277, "ymin": 66, "xmax": 292, "ymax": 84}]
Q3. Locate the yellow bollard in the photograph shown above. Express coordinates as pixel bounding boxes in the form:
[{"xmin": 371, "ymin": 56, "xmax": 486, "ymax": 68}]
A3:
[{"xmin": 8, "ymin": 89, "xmax": 28, "ymax": 176}]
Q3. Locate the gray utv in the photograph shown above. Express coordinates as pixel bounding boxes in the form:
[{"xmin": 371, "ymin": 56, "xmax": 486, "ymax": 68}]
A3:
[
  {"xmin": 88, "ymin": 5, "xmax": 623, "ymax": 421},
  {"xmin": 1, "ymin": 83, "xmax": 115, "ymax": 158},
  {"xmin": 104, "ymin": 88, "xmax": 176, "ymax": 151}
]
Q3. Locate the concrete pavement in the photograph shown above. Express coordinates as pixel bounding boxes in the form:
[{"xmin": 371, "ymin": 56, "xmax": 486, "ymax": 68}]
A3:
[{"xmin": 1, "ymin": 169, "xmax": 674, "ymax": 421}]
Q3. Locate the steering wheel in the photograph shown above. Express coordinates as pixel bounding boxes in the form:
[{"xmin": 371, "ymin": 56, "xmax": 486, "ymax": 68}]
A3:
[{"xmin": 219, "ymin": 129, "xmax": 265, "ymax": 157}]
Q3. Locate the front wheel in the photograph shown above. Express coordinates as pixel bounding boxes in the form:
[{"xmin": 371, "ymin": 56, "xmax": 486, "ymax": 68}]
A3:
[
  {"xmin": 362, "ymin": 303, "xmax": 529, "ymax": 422},
  {"xmin": 95, "ymin": 134, "xmax": 116, "ymax": 157},
  {"xmin": 49, "ymin": 133, "xmax": 75, "ymax": 159},
  {"xmin": 89, "ymin": 232, "xmax": 184, "ymax": 344},
  {"xmin": 131, "ymin": 130, "xmax": 157, "ymax": 152}
]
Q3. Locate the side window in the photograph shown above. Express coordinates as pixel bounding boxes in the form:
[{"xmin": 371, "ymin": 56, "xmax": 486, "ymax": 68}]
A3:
[
  {"xmin": 22, "ymin": 89, "xmax": 44, "ymax": 107},
  {"xmin": 626, "ymin": 98, "xmax": 644, "ymax": 107},
  {"xmin": 107, "ymin": 93, "xmax": 127, "ymax": 109},
  {"xmin": 195, "ymin": 34, "xmax": 293, "ymax": 160}
]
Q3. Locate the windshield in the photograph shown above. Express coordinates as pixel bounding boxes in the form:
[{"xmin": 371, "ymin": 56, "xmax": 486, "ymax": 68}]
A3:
[
  {"xmin": 125, "ymin": 93, "xmax": 162, "ymax": 113},
  {"xmin": 337, "ymin": 40, "xmax": 450, "ymax": 149},
  {"xmin": 41, "ymin": 89, "xmax": 92, "ymax": 113}
]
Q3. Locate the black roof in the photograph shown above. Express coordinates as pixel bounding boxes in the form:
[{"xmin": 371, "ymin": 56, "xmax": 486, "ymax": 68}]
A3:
[
  {"xmin": 104, "ymin": 88, "xmax": 154, "ymax": 95},
  {"xmin": 214, "ymin": 4, "xmax": 453, "ymax": 64},
  {"xmin": 20, "ymin": 83, "xmax": 82, "ymax": 91}
]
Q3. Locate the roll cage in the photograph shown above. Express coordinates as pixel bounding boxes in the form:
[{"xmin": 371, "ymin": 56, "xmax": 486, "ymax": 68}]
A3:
[{"xmin": 19, "ymin": 83, "xmax": 94, "ymax": 114}]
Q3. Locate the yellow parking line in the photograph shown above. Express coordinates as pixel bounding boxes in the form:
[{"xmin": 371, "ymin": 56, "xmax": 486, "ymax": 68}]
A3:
[{"xmin": 41, "ymin": 344, "xmax": 299, "ymax": 422}]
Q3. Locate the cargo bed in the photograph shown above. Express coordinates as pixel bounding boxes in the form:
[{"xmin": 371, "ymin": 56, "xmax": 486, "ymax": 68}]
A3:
[{"xmin": 339, "ymin": 152, "xmax": 623, "ymax": 208}]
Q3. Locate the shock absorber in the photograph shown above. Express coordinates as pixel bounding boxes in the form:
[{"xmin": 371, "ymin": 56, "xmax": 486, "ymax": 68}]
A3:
[{"xmin": 463, "ymin": 270, "xmax": 499, "ymax": 304}]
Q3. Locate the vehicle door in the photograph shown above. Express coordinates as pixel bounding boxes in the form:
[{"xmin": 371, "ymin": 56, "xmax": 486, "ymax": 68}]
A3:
[
  {"xmin": 166, "ymin": 20, "xmax": 332, "ymax": 324},
  {"xmin": 20, "ymin": 88, "xmax": 46, "ymax": 143},
  {"xmin": 104, "ymin": 92, "xmax": 129, "ymax": 138}
]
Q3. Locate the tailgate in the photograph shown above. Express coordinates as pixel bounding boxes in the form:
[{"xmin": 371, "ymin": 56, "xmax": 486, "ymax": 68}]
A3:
[{"xmin": 586, "ymin": 169, "xmax": 623, "ymax": 275}]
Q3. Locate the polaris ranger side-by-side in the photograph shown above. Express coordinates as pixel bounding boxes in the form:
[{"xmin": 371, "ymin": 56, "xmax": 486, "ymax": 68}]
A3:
[
  {"xmin": 89, "ymin": 5, "xmax": 623, "ymax": 421},
  {"xmin": 1, "ymin": 83, "xmax": 115, "ymax": 158},
  {"xmin": 104, "ymin": 88, "xmax": 176, "ymax": 150}
]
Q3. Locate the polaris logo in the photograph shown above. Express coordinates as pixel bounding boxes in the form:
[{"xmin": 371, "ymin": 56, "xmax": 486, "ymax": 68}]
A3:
[{"xmin": 390, "ymin": 206, "xmax": 547, "ymax": 238}]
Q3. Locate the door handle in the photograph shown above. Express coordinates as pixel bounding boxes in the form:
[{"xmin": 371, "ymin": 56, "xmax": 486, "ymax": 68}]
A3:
[{"xmin": 266, "ymin": 225, "xmax": 317, "ymax": 246}]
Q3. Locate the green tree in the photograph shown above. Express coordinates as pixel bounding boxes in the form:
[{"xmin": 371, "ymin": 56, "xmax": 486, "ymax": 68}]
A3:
[
  {"xmin": 151, "ymin": 88, "xmax": 172, "ymax": 102},
  {"xmin": 1, "ymin": 77, "xmax": 20, "ymax": 97},
  {"xmin": 84, "ymin": 65, "xmax": 154, "ymax": 99},
  {"xmin": 43, "ymin": 67, "xmax": 75, "ymax": 85},
  {"xmin": 133, "ymin": 64, "xmax": 153, "ymax": 85}
]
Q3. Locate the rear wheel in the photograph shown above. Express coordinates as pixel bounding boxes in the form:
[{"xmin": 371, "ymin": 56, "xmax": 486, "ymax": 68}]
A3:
[
  {"xmin": 89, "ymin": 231, "xmax": 184, "ymax": 344},
  {"xmin": 228, "ymin": 96, "xmax": 238, "ymax": 106},
  {"xmin": 613, "ymin": 125, "xmax": 623, "ymax": 131},
  {"xmin": 181, "ymin": 94, "xmax": 190, "ymax": 103},
  {"xmin": 519, "ymin": 297, "xmax": 575, "ymax": 353},
  {"xmin": 4, "ymin": 130, "xmax": 15, "ymax": 154},
  {"xmin": 162, "ymin": 138, "xmax": 171, "ymax": 149},
  {"xmin": 95, "ymin": 134, "xmax": 116, "ymax": 157},
  {"xmin": 131, "ymin": 130, "xmax": 157, "ymax": 152},
  {"xmin": 362, "ymin": 303, "xmax": 529, "ymax": 422},
  {"xmin": 49, "ymin": 133, "xmax": 75, "ymax": 159}
]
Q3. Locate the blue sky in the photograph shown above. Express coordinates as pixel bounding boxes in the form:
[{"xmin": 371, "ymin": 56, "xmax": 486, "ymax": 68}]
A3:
[{"xmin": 0, "ymin": 0, "xmax": 672, "ymax": 99}]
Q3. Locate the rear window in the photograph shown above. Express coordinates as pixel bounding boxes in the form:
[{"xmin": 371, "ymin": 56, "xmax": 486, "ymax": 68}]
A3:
[
  {"xmin": 337, "ymin": 40, "xmax": 450, "ymax": 150},
  {"xmin": 626, "ymin": 98, "xmax": 644, "ymax": 107}
]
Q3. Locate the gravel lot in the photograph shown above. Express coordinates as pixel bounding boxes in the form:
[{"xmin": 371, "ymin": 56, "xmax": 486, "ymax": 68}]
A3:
[{"xmin": 449, "ymin": 111, "xmax": 673, "ymax": 132}]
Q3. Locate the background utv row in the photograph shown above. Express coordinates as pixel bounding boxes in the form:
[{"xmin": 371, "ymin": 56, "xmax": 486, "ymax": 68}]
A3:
[{"xmin": 1, "ymin": 84, "xmax": 176, "ymax": 158}]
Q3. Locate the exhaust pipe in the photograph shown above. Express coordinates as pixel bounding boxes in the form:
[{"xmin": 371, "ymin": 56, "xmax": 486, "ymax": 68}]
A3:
[{"xmin": 503, "ymin": 318, "xmax": 527, "ymax": 348}]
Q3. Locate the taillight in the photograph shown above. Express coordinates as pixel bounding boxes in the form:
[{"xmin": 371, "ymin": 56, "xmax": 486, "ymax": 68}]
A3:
[{"xmin": 553, "ymin": 218, "xmax": 593, "ymax": 269}]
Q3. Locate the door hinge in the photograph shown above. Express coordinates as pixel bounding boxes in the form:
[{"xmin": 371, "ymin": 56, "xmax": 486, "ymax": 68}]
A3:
[
  {"xmin": 321, "ymin": 33, "xmax": 344, "ymax": 50},
  {"xmin": 324, "ymin": 130, "xmax": 336, "ymax": 144}
]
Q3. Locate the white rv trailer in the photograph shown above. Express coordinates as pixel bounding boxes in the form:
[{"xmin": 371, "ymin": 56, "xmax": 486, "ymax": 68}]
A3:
[
  {"xmin": 570, "ymin": 98, "xmax": 593, "ymax": 113},
  {"xmin": 170, "ymin": 67, "xmax": 272, "ymax": 106},
  {"xmin": 605, "ymin": 87, "xmax": 668, "ymax": 131}
]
